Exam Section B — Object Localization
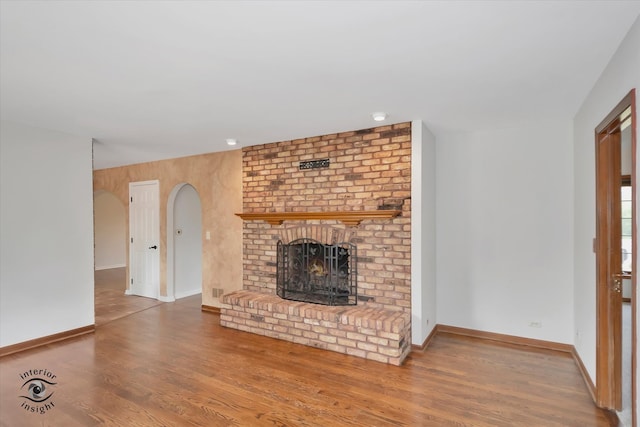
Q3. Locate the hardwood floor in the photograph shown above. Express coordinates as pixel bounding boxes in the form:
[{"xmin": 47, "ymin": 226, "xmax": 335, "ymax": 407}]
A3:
[
  {"xmin": 94, "ymin": 267, "xmax": 163, "ymax": 325},
  {"xmin": 0, "ymin": 294, "xmax": 617, "ymax": 426}
]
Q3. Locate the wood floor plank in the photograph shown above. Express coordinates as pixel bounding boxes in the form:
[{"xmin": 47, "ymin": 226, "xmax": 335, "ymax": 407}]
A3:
[
  {"xmin": 94, "ymin": 267, "xmax": 162, "ymax": 326},
  {"xmin": 0, "ymin": 283, "xmax": 617, "ymax": 427}
]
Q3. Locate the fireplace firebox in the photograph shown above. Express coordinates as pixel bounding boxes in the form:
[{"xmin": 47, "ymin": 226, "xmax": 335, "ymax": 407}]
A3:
[{"xmin": 277, "ymin": 238, "xmax": 357, "ymax": 306}]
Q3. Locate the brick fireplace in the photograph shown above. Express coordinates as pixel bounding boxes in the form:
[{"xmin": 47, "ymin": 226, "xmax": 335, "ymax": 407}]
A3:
[{"xmin": 221, "ymin": 122, "xmax": 412, "ymax": 365}]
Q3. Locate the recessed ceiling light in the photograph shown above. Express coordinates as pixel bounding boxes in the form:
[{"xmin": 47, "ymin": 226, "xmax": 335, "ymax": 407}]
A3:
[
  {"xmin": 226, "ymin": 138, "xmax": 237, "ymax": 146},
  {"xmin": 372, "ymin": 112, "xmax": 387, "ymax": 122}
]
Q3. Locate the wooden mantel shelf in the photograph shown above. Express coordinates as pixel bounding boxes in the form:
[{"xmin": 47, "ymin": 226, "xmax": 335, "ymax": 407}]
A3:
[{"xmin": 235, "ymin": 210, "xmax": 401, "ymax": 226}]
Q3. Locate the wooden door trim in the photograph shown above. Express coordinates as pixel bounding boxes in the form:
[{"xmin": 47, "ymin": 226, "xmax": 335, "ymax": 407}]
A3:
[
  {"xmin": 594, "ymin": 89, "xmax": 636, "ymax": 418},
  {"xmin": 631, "ymin": 89, "xmax": 637, "ymax": 427},
  {"xmin": 596, "ymin": 93, "xmax": 633, "ymax": 134},
  {"xmin": 595, "ymin": 127, "xmax": 622, "ymax": 409}
]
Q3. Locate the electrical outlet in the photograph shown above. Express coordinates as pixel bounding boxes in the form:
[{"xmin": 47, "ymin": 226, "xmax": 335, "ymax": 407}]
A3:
[{"xmin": 528, "ymin": 321, "xmax": 542, "ymax": 328}]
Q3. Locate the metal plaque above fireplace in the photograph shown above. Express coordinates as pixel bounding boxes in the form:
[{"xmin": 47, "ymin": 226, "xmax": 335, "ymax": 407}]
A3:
[{"xmin": 277, "ymin": 237, "xmax": 357, "ymax": 306}]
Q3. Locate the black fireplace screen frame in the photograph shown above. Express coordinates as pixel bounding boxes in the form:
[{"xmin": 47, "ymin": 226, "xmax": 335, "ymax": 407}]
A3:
[{"xmin": 277, "ymin": 237, "xmax": 357, "ymax": 306}]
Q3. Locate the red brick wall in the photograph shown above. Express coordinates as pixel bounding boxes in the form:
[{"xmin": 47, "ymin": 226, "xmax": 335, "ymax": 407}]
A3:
[{"xmin": 241, "ymin": 122, "xmax": 411, "ymax": 313}]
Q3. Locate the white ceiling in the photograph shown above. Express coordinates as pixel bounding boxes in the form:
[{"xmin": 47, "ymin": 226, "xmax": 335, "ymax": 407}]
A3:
[{"xmin": 1, "ymin": 1, "xmax": 639, "ymax": 170}]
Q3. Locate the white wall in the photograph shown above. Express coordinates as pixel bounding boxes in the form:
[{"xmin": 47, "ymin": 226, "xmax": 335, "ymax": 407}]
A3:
[
  {"xmin": 436, "ymin": 121, "xmax": 574, "ymax": 343},
  {"xmin": 0, "ymin": 121, "xmax": 94, "ymax": 348},
  {"xmin": 411, "ymin": 120, "xmax": 437, "ymax": 345},
  {"xmin": 94, "ymin": 190, "xmax": 126, "ymax": 270},
  {"xmin": 573, "ymin": 15, "xmax": 639, "ymax": 402}
]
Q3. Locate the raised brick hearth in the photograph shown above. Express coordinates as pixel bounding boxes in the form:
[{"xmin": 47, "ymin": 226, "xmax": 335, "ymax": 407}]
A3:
[
  {"xmin": 221, "ymin": 290, "xmax": 412, "ymax": 365},
  {"xmin": 221, "ymin": 123, "xmax": 412, "ymax": 365}
]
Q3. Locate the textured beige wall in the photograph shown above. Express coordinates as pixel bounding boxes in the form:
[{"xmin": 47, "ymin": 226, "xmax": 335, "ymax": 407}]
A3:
[
  {"xmin": 93, "ymin": 150, "xmax": 243, "ymax": 306},
  {"xmin": 94, "ymin": 190, "xmax": 126, "ymax": 269}
]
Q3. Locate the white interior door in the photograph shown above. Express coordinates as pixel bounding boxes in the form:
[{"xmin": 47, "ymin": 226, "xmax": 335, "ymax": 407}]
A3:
[{"xmin": 129, "ymin": 180, "xmax": 160, "ymax": 299}]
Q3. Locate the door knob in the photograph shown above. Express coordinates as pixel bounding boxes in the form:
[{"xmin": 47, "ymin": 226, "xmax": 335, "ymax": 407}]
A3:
[
  {"xmin": 149, "ymin": 245, "xmax": 158, "ymax": 250},
  {"xmin": 612, "ymin": 279, "xmax": 622, "ymax": 293},
  {"xmin": 612, "ymin": 273, "xmax": 629, "ymax": 294},
  {"xmin": 612, "ymin": 275, "xmax": 623, "ymax": 294}
]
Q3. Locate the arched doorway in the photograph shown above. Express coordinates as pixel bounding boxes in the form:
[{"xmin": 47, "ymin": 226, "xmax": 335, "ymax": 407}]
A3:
[{"xmin": 167, "ymin": 183, "xmax": 203, "ymax": 300}]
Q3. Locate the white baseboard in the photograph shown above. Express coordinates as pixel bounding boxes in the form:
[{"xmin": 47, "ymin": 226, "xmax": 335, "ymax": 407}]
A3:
[
  {"xmin": 95, "ymin": 263, "xmax": 126, "ymax": 271},
  {"xmin": 175, "ymin": 289, "xmax": 202, "ymax": 300},
  {"xmin": 124, "ymin": 289, "xmax": 200, "ymax": 301},
  {"xmin": 126, "ymin": 289, "xmax": 173, "ymax": 302}
]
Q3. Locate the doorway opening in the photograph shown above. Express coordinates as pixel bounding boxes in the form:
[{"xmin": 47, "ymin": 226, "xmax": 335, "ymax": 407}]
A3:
[
  {"xmin": 167, "ymin": 183, "xmax": 203, "ymax": 301},
  {"xmin": 595, "ymin": 89, "xmax": 636, "ymax": 426},
  {"xmin": 93, "ymin": 189, "xmax": 161, "ymax": 325}
]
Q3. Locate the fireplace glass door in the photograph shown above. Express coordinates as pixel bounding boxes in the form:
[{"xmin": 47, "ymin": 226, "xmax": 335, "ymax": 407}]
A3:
[{"xmin": 277, "ymin": 238, "xmax": 356, "ymax": 306}]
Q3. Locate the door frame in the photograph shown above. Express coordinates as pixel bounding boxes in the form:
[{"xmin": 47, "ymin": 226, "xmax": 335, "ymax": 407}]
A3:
[
  {"xmin": 594, "ymin": 89, "xmax": 636, "ymax": 420},
  {"xmin": 128, "ymin": 179, "xmax": 160, "ymax": 299},
  {"xmin": 164, "ymin": 183, "xmax": 184, "ymax": 303},
  {"xmin": 166, "ymin": 182, "xmax": 203, "ymax": 302}
]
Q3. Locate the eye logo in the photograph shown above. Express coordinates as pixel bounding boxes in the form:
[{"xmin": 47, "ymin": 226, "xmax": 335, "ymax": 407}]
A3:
[
  {"xmin": 20, "ymin": 378, "xmax": 55, "ymax": 403},
  {"xmin": 18, "ymin": 369, "xmax": 57, "ymax": 415}
]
